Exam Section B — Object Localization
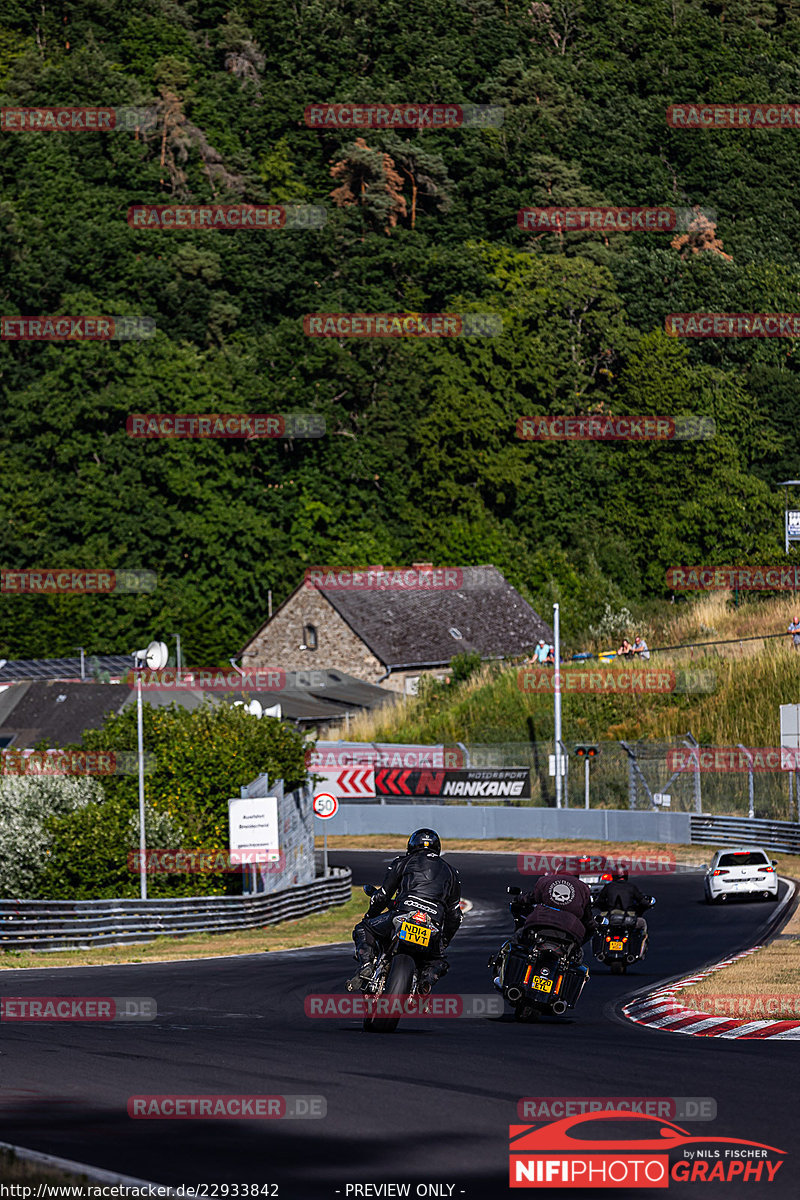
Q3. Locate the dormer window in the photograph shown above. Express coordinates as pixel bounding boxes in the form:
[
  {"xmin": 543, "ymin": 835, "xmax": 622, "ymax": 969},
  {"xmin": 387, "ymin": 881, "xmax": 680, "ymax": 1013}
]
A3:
[
  {"xmin": 449, "ymin": 627, "xmax": 463, "ymax": 640},
  {"xmin": 303, "ymin": 624, "xmax": 318, "ymax": 651}
]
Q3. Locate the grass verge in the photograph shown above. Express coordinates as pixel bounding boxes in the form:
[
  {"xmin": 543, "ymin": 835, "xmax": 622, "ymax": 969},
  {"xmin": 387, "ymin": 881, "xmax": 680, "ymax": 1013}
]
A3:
[{"xmin": 0, "ymin": 889, "xmax": 363, "ymax": 971}]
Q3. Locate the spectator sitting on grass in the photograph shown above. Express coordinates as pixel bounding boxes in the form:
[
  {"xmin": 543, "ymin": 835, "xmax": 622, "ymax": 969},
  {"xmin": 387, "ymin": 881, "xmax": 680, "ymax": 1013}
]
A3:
[
  {"xmin": 617, "ymin": 637, "xmax": 633, "ymax": 658},
  {"xmin": 632, "ymin": 634, "xmax": 650, "ymax": 661}
]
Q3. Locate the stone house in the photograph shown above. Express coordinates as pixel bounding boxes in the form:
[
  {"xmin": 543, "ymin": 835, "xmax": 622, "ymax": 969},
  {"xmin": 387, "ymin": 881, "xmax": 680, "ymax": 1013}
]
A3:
[{"xmin": 241, "ymin": 564, "xmax": 554, "ymax": 694}]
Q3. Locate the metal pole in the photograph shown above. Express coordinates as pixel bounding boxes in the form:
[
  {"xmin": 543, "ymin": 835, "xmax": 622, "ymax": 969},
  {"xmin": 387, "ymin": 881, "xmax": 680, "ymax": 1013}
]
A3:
[
  {"xmin": 268, "ymin": 590, "xmax": 273, "ymax": 619},
  {"xmin": 137, "ymin": 670, "xmax": 147, "ymax": 901},
  {"xmin": 738, "ymin": 744, "xmax": 754, "ymax": 818},
  {"xmin": 553, "ymin": 604, "xmax": 562, "ymax": 809},
  {"xmin": 323, "ymin": 823, "xmax": 328, "ymax": 877},
  {"xmin": 789, "ymin": 768, "xmax": 794, "ymax": 821},
  {"xmin": 79, "ymin": 647, "xmax": 85, "ymax": 681},
  {"xmin": 585, "ymin": 756, "xmax": 590, "ymax": 809},
  {"xmin": 683, "ymin": 733, "xmax": 702, "ymax": 814},
  {"xmin": 176, "ymin": 633, "xmax": 182, "ymax": 680}
]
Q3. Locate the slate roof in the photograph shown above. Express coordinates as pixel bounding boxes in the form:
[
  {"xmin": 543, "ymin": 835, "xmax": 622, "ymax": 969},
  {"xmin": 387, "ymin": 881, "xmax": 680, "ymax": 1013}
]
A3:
[
  {"xmin": 0, "ymin": 670, "xmax": 394, "ymax": 747},
  {"xmin": 318, "ymin": 565, "xmax": 553, "ymax": 667},
  {"xmin": 0, "ymin": 682, "xmax": 128, "ymax": 748},
  {"xmin": 0, "ymin": 655, "xmax": 132, "ymax": 682}
]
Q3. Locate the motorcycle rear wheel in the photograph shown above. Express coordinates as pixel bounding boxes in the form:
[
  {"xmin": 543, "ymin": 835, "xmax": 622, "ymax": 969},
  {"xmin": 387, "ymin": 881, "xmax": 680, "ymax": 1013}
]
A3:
[{"xmin": 364, "ymin": 953, "xmax": 416, "ymax": 1033}]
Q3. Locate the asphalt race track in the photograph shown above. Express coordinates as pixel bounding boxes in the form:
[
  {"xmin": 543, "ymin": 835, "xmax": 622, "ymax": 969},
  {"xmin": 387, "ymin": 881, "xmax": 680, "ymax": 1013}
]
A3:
[{"xmin": 0, "ymin": 850, "xmax": 796, "ymax": 1198}]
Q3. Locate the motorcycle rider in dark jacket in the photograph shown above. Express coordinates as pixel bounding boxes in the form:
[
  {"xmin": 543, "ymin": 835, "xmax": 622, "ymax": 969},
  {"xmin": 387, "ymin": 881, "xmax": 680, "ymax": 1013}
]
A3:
[
  {"xmin": 348, "ymin": 829, "xmax": 462, "ymax": 992},
  {"xmin": 517, "ymin": 871, "xmax": 598, "ymax": 952},
  {"xmin": 594, "ymin": 869, "xmax": 652, "ymax": 933}
]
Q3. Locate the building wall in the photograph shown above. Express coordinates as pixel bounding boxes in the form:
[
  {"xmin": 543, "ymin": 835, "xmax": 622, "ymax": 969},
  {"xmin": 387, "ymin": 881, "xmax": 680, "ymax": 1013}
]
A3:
[{"xmin": 244, "ymin": 588, "xmax": 387, "ymax": 682}]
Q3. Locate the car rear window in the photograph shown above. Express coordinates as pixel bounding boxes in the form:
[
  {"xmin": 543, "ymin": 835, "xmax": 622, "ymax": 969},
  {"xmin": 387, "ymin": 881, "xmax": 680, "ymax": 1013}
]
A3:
[{"xmin": 718, "ymin": 851, "xmax": 768, "ymax": 866}]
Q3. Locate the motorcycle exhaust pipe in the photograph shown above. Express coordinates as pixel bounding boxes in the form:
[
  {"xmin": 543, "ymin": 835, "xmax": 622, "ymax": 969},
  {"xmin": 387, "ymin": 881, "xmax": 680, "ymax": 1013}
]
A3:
[
  {"xmin": 626, "ymin": 954, "xmax": 637, "ymax": 962},
  {"xmin": 552, "ymin": 1000, "xmax": 567, "ymax": 1015},
  {"xmin": 506, "ymin": 986, "xmax": 523, "ymax": 1002}
]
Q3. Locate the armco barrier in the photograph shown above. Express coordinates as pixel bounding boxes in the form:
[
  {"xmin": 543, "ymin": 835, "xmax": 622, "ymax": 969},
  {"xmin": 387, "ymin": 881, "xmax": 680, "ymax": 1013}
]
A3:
[
  {"xmin": 0, "ymin": 868, "xmax": 352, "ymax": 952},
  {"xmin": 332, "ymin": 804, "xmax": 691, "ymax": 843},
  {"xmin": 690, "ymin": 814, "xmax": 800, "ymax": 854}
]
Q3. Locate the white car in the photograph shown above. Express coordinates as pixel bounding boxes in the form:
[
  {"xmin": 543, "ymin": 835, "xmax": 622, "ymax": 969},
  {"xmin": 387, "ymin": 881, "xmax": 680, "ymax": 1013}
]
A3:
[{"xmin": 704, "ymin": 847, "xmax": 779, "ymax": 903}]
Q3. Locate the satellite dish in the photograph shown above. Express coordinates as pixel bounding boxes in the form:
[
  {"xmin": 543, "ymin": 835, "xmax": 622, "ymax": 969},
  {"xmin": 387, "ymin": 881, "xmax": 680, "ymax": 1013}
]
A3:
[{"xmin": 144, "ymin": 641, "xmax": 169, "ymax": 670}]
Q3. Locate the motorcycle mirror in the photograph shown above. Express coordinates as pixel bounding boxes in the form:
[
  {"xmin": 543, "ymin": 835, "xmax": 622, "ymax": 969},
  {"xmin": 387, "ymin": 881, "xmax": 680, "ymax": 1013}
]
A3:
[
  {"xmin": 362, "ymin": 883, "xmax": 378, "ymax": 896},
  {"xmin": 507, "ymin": 886, "xmax": 522, "ymax": 895}
]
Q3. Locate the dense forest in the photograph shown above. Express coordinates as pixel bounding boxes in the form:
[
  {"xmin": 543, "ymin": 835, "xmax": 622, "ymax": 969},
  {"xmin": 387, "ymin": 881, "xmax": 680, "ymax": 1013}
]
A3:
[{"xmin": 3, "ymin": 0, "xmax": 800, "ymax": 665}]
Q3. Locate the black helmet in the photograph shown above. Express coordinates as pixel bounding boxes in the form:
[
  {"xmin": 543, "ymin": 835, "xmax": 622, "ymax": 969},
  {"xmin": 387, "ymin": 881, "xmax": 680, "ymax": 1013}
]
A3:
[
  {"xmin": 612, "ymin": 867, "xmax": 629, "ymax": 881},
  {"xmin": 407, "ymin": 828, "xmax": 441, "ymax": 855}
]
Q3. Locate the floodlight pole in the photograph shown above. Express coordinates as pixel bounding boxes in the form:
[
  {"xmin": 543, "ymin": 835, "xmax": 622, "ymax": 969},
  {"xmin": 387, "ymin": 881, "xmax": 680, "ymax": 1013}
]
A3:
[
  {"xmin": 554, "ymin": 603, "xmax": 563, "ymax": 809},
  {"xmin": 136, "ymin": 659, "xmax": 147, "ymax": 900}
]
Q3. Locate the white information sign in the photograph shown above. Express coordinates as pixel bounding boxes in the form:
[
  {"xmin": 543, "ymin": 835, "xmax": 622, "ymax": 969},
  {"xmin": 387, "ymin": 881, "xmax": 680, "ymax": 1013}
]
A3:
[{"xmin": 228, "ymin": 795, "xmax": 280, "ymax": 864}]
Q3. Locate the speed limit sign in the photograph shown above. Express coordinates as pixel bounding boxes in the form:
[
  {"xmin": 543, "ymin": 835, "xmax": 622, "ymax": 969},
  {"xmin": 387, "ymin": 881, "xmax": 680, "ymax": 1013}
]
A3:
[{"xmin": 313, "ymin": 792, "xmax": 338, "ymax": 819}]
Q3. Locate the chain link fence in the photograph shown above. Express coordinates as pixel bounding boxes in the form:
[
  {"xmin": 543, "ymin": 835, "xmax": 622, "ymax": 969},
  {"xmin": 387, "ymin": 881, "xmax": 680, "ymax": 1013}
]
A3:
[{"xmin": 461, "ymin": 740, "xmax": 800, "ymax": 821}]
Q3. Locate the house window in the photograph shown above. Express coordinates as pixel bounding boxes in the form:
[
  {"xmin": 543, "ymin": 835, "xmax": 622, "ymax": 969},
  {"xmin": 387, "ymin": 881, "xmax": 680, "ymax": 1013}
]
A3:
[
  {"xmin": 449, "ymin": 627, "xmax": 463, "ymax": 640},
  {"xmin": 405, "ymin": 676, "xmax": 420, "ymax": 696},
  {"xmin": 303, "ymin": 624, "xmax": 318, "ymax": 651}
]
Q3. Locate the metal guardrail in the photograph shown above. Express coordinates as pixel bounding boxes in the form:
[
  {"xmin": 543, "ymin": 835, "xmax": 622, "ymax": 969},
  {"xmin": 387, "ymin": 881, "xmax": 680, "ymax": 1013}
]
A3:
[
  {"xmin": 0, "ymin": 868, "xmax": 352, "ymax": 952},
  {"xmin": 691, "ymin": 814, "xmax": 800, "ymax": 854}
]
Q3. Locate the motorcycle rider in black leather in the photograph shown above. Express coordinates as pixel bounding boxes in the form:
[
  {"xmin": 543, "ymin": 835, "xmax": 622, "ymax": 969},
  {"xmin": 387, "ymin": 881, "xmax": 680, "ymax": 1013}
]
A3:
[
  {"xmin": 348, "ymin": 829, "xmax": 462, "ymax": 992},
  {"xmin": 594, "ymin": 868, "xmax": 652, "ymax": 934}
]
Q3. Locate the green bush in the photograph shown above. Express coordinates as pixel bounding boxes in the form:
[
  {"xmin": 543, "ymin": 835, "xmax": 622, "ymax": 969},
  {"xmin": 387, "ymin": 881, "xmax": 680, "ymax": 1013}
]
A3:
[{"xmin": 37, "ymin": 701, "xmax": 308, "ymax": 899}]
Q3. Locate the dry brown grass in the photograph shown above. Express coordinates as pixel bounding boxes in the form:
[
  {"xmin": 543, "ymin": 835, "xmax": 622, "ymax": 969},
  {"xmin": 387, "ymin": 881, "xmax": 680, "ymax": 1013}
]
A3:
[{"xmin": 0, "ymin": 889, "xmax": 363, "ymax": 971}]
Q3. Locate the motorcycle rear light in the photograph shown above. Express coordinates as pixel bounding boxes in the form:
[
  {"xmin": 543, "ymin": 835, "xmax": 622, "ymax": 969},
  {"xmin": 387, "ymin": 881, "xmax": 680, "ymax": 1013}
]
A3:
[
  {"xmin": 555, "ymin": 974, "xmax": 563, "ymax": 994},
  {"xmin": 524, "ymin": 965, "xmax": 532, "ymax": 985},
  {"xmin": 600, "ymin": 873, "xmax": 613, "ymax": 881}
]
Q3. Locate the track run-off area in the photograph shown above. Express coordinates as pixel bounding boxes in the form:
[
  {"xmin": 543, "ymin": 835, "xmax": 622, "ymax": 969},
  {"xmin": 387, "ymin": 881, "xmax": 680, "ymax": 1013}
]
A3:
[{"xmin": 0, "ymin": 851, "xmax": 796, "ymax": 1198}]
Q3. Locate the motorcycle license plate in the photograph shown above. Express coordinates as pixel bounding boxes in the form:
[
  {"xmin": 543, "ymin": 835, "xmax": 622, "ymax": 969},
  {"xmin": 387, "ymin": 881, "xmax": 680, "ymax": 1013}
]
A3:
[
  {"xmin": 609, "ymin": 940, "xmax": 624, "ymax": 950},
  {"xmin": 399, "ymin": 921, "xmax": 431, "ymax": 947},
  {"xmin": 532, "ymin": 975, "xmax": 553, "ymax": 993}
]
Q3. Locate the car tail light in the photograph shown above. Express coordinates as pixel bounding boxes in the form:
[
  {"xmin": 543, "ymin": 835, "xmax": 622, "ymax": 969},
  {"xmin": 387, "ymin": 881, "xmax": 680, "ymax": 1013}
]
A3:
[
  {"xmin": 712, "ymin": 869, "xmax": 729, "ymax": 876},
  {"xmin": 600, "ymin": 872, "xmax": 613, "ymax": 881},
  {"xmin": 758, "ymin": 866, "xmax": 775, "ymax": 873}
]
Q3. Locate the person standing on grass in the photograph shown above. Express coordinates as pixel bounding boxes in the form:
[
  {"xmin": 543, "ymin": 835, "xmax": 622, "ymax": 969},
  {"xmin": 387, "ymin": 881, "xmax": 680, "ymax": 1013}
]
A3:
[{"xmin": 788, "ymin": 616, "xmax": 800, "ymax": 650}]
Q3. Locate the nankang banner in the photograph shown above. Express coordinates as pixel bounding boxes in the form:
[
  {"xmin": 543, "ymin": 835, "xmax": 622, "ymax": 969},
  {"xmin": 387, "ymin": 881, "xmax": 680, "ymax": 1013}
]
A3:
[{"xmin": 374, "ymin": 767, "xmax": 530, "ymax": 799}]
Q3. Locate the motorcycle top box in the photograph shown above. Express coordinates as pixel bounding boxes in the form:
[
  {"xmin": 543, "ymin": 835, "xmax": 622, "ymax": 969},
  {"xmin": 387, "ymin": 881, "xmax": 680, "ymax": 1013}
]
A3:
[{"xmin": 492, "ymin": 933, "xmax": 589, "ymax": 1023}]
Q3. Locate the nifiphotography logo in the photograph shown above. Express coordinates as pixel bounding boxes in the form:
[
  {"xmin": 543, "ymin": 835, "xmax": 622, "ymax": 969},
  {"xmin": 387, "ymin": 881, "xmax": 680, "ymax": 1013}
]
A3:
[{"xmin": 509, "ymin": 1112, "xmax": 785, "ymax": 1188}]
